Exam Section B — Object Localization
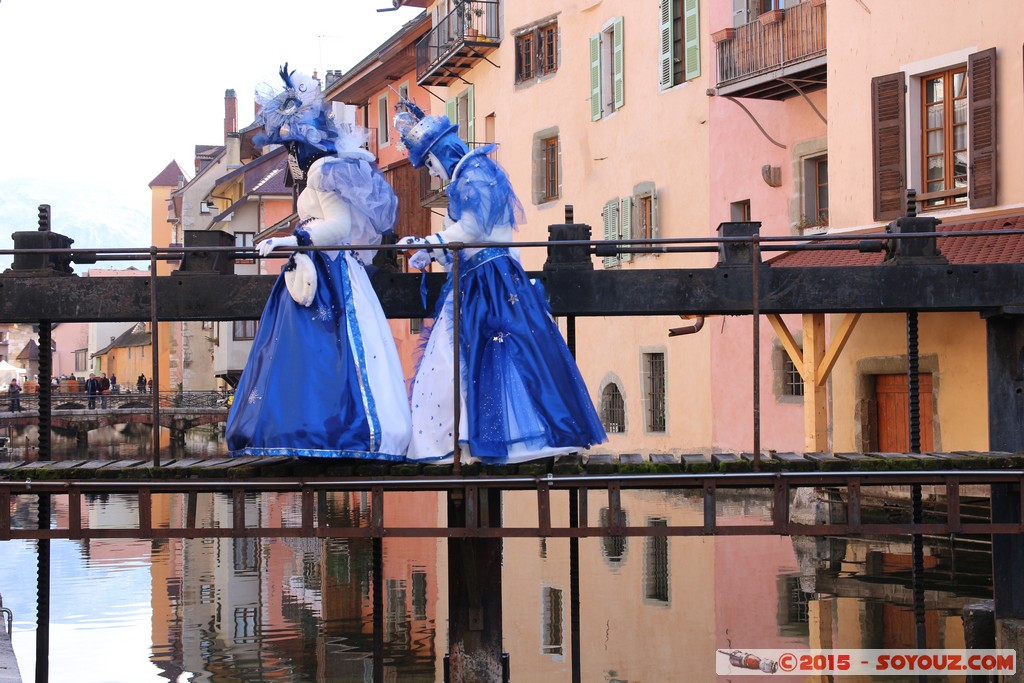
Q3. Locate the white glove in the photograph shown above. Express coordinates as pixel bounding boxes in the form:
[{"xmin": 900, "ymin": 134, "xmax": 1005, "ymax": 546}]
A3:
[
  {"xmin": 409, "ymin": 250, "xmax": 432, "ymax": 269},
  {"xmin": 257, "ymin": 235, "xmax": 299, "ymax": 257},
  {"xmin": 399, "ymin": 235, "xmax": 426, "ymax": 247}
]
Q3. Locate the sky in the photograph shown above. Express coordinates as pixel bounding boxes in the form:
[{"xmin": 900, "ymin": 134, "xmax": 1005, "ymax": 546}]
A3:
[{"xmin": 0, "ymin": 0, "xmax": 424, "ymax": 270}]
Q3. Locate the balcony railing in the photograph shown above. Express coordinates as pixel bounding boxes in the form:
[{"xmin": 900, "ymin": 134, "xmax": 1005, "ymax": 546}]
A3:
[
  {"xmin": 416, "ymin": 1, "xmax": 501, "ymax": 87},
  {"xmin": 715, "ymin": 0, "xmax": 826, "ymax": 99}
]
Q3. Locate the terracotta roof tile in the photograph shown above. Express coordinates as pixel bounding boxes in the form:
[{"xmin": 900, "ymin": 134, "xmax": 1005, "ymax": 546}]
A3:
[
  {"xmin": 148, "ymin": 160, "xmax": 186, "ymax": 188},
  {"xmin": 770, "ymin": 213, "xmax": 1024, "ymax": 267}
]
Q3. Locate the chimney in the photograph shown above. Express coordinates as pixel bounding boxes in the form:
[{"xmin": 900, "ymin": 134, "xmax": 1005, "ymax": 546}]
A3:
[
  {"xmin": 224, "ymin": 88, "xmax": 237, "ymax": 137},
  {"xmin": 226, "ymin": 132, "xmax": 241, "ymax": 170}
]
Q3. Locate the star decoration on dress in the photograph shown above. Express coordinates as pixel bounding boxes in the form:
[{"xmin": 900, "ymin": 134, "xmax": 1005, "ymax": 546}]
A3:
[
  {"xmin": 507, "ymin": 293, "xmax": 519, "ymax": 305},
  {"xmin": 247, "ymin": 389, "xmax": 262, "ymax": 405},
  {"xmin": 313, "ymin": 305, "xmax": 333, "ymax": 321},
  {"xmin": 492, "ymin": 332, "xmax": 509, "ymax": 343}
]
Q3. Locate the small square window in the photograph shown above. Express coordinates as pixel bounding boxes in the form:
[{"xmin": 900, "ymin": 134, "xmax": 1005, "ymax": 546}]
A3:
[{"xmin": 515, "ymin": 20, "xmax": 558, "ymax": 84}]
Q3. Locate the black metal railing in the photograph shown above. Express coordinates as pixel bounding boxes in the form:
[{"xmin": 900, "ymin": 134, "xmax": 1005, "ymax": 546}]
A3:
[{"xmin": 416, "ymin": 1, "xmax": 501, "ymax": 82}]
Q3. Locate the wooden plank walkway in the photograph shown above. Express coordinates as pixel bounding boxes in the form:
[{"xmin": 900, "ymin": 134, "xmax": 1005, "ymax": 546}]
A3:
[{"xmin": 0, "ymin": 450, "xmax": 1021, "ymax": 480}]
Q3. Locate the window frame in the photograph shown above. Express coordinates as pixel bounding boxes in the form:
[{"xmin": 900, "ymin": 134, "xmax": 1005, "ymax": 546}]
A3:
[
  {"xmin": 642, "ymin": 351, "xmax": 667, "ymax": 433},
  {"xmin": 920, "ymin": 67, "xmax": 968, "ymax": 209},
  {"xmin": 377, "ymin": 93, "xmax": 391, "ymax": 147},
  {"xmin": 591, "ymin": 17, "xmax": 624, "ymax": 121},
  {"xmin": 542, "ymin": 136, "xmax": 559, "ymax": 202},
  {"xmin": 233, "ymin": 320, "xmax": 256, "ymax": 341},
  {"xmin": 515, "ymin": 19, "xmax": 558, "ymax": 85},
  {"xmin": 600, "ymin": 382, "xmax": 625, "ymax": 433}
]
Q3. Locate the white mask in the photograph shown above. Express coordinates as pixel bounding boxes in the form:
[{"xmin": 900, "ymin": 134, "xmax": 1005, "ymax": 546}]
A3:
[{"xmin": 425, "ymin": 152, "xmax": 449, "ymax": 182}]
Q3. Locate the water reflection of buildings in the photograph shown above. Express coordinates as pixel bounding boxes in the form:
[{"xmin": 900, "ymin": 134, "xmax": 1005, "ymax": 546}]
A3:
[
  {"xmin": 147, "ymin": 491, "xmax": 440, "ymax": 681},
  {"xmin": 7, "ymin": 488, "xmax": 990, "ymax": 680}
]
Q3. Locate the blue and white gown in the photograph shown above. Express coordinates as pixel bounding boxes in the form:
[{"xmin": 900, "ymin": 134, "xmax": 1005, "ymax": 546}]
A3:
[
  {"xmin": 227, "ymin": 153, "xmax": 412, "ymax": 459},
  {"xmin": 407, "ymin": 148, "xmax": 607, "ymax": 463}
]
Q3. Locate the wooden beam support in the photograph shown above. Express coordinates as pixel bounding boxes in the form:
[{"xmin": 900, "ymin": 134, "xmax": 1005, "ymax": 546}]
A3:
[
  {"xmin": 803, "ymin": 314, "xmax": 828, "ymax": 452},
  {"xmin": 816, "ymin": 313, "xmax": 861, "ymax": 387}
]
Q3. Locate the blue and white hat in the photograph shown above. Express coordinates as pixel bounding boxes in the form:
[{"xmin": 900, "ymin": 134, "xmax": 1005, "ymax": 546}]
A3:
[
  {"xmin": 254, "ymin": 64, "xmax": 338, "ymax": 157},
  {"xmin": 394, "ymin": 100, "xmax": 468, "ymax": 174}
]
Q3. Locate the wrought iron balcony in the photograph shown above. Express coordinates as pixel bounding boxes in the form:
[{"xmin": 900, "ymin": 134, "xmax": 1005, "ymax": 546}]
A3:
[
  {"xmin": 416, "ymin": 1, "xmax": 501, "ymax": 87},
  {"xmin": 714, "ymin": 0, "xmax": 826, "ymax": 100}
]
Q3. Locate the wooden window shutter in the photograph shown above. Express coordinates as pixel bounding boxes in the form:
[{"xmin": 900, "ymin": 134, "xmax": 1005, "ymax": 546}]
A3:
[
  {"xmin": 621, "ymin": 196, "xmax": 633, "ymax": 263},
  {"xmin": 659, "ymin": 0, "xmax": 674, "ymax": 90},
  {"xmin": 968, "ymin": 47, "xmax": 997, "ymax": 208},
  {"xmin": 590, "ymin": 34, "xmax": 602, "ymax": 121},
  {"xmin": 602, "ymin": 199, "xmax": 619, "ymax": 268},
  {"xmin": 613, "ymin": 17, "xmax": 625, "ymax": 110},
  {"xmin": 871, "ymin": 72, "xmax": 906, "ymax": 221},
  {"xmin": 684, "ymin": 0, "xmax": 701, "ymax": 81}
]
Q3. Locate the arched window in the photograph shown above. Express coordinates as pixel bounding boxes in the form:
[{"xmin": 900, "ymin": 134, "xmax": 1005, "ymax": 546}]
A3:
[{"xmin": 600, "ymin": 383, "xmax": 625, "ymax": 433}]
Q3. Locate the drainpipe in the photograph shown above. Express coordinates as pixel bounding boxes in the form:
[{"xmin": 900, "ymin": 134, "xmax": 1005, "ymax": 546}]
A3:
[{"xmin": 669, "ymin": 315, "xmax": 705, "ymax": 336}]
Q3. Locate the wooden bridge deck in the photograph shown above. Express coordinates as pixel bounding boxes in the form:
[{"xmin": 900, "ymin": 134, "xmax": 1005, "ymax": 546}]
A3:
[{"xmin": 0, "ymin": 451, "xmax": 1021, "ymax": 541}]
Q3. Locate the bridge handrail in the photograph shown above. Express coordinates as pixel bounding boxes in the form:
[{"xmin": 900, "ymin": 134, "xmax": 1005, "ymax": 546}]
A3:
[{"xmin": 4, "ymin": 390, "xmax": 231, "ymax": 412}]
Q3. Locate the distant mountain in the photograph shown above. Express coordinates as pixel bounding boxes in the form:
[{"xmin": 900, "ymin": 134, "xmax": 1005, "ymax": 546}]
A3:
[{"xmin": 0, "ymin": 177, "xmax": 152, "ymax": 272}]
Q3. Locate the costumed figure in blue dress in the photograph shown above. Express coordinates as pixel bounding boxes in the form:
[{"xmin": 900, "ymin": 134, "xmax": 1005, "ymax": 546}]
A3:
[
  {"xmin": 393, "ymin": 102, "xmax": 606, "ymax": 463},
  {"xmin": 226, "ymin": 65, "xmax": 411, "ymax": 459}
]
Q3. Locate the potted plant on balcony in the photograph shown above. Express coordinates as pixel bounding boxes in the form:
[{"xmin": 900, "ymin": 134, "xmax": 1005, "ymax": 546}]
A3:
[{"xmin": 456, "ymin": 1, "xmax": 485, "ymax": 38}]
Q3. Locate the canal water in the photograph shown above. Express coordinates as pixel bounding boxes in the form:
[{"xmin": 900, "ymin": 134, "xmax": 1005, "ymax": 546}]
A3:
[{"xmin": 0, "ymin": 432, "xmax": 995, "ymax": 682}]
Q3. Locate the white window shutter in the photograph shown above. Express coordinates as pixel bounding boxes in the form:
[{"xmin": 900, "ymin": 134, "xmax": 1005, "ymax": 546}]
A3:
[
  {"xmin": 613, "ymin": 17, "xmax": 625, "ymax": 110},
  {"xmin": 684, "ymin": 0, "xmax": 701, "ymax": 81},
  {"xmin": 602, "ymin": 199, "xmax": 619, "ymax": 268},
  {"xmin": 659, "ymin": 0, "xmax": 674, "ymax": 90},
  {"xmin": 651, "ymin": 187, "xmax": 659, "ymax": 240},
  {"xmin": 620, "ymin": 196, "xmax": 633, "ymax": 262},
  {"xmin": 590, "ymin": 34, "xmax": 602, "ymax": 121},
  {"xmin": 466, "ymin": 85, "xmax": 475, "ymax": 144}
]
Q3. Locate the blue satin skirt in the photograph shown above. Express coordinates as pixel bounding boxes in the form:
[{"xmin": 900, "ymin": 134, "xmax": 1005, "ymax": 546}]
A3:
[
  {"xmin": 227, "ymin": 252, "xmax": 410, "ymax": 459},
  {"xmin": 408, "ymin": 248, "xmax": 607, "ymax": 462}
]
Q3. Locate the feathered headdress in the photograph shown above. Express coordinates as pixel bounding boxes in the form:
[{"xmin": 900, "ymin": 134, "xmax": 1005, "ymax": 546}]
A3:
[{"xmin": 254, "ymin": 64, "xmax": 338, "ymax": 155}]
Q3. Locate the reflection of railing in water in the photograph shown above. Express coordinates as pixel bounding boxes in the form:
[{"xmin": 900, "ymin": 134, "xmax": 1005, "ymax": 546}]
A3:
[{"xmin": 4, "ymin": 390, "xmax": 230, "ymax": 412}]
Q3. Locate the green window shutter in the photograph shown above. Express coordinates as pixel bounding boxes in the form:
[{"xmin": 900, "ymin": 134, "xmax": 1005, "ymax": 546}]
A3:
[
  {"xmin": 659, "ymin": 0, "xmax": 674, "ymax": 90},
  {"xmin": 620, "ymin": 196, "xmax": 633, "ymax": 263},
  {"xmin": 446, "ymin": 97, "xmax": 457, "ymax": 126},
  {"xmin": 590, "ymin": 34, "xmax": 602, "ymax": 121},
  {"xmin": 602, "ymin": 198, "xmax": 619, "ymax": 268},
  {"xmin": 613, "ymin": 17, "xmax": 625, "ymax": 110},
  {"xmin": 684, "ymin": 0, "xmax": 701, "ymax": 81},
  {"xmin": 466, "ymin": 85, "xmax": 475, "ymax": 145}
]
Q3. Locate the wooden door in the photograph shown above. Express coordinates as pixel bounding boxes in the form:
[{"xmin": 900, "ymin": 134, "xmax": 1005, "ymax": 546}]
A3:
[{"xmin": 875, "ymin": 373, "xmax": 934, "ymax": 452}]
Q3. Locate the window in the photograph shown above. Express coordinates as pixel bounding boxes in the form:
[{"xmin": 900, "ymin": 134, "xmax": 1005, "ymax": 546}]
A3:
[
  {"xmin": 660, "ymin": 0, "xmax": 700, "ymax": 89},
  {"xmin": 378, "ymin": 93, "xmax": 390, "ymax": 146},
  {"xmin": 541, "ymin": 587, "xmax": 564, "ymax": 657},
  {"xmin": 398, "ymin": 82, "xmax": 410, "ymax": 102},
  {"xmin": 446, "ymin": 86, "xmax": 475, "ymax": 143},
  {"xmin": 515, "ymin": 20, "xmax": 558, "ymax": 84},
  {"xmin": 781, "ymin": 354, "xmax": 804, "ymax": 397},
  {"xmin": 411, "ymin": 570, "xmax": 428, "ymax": 621},
  {"xmin": 590, "ymin": 17, "xmax": 624, "ymax": 120},
  {"xmin": 601, "ymin": 383, "xmax": 625, "ymax": 433},
  {"xmin": 233, "ymin": 606, "xmax": 258, "ymax": 641},
  {"xmin": 632, "ymin": 182, "xmax": 659, "ymax": 245},
  {"xmin": 643, "ymin": 352, "xmax": 666, "ymax": 432},
  {"xmin": 233, "ymin": 320, "xmax": 256, "ymax": 341},
  {"xmin": 601, "ymin": 198, "xmax": 627, "ymax": 267},
  {"xmin": 871, "ymin": 48, "xmax": 997, "ymax": 220},
  {"xmin": 410, "ymin": 318, "xmax": 423, "ymax": 334},
  {"xmin": 235, "ymin": 232, "xmax": 254, "ymax": 265},
  {"xmin": 532, "ymin": 128, "xmax": 561, "ymax": 205},
  {"xmin": 922, "ymin": 68, "xmax": 967, "ymax": 208},
  {"xmin": 542, "ymin": 137, "xmax": 559, "ymax": 202},
  {"xmin": 75, "ymin": 349, "xmax": 87, "ymax": 372},
  {"xmin": 599, "ymin": 507, "xmax": 628, "ymax": 563},
  {"xmin": 731, "ymin": 199, "xmax": 751, "ymax": 222},
  {"xmin": 643, "ymin": 518, "xmax": 669, "ymax": 604},
  {"xmin": 799, "ymin": 155, "xmax": 828, "ymax": 230}
]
